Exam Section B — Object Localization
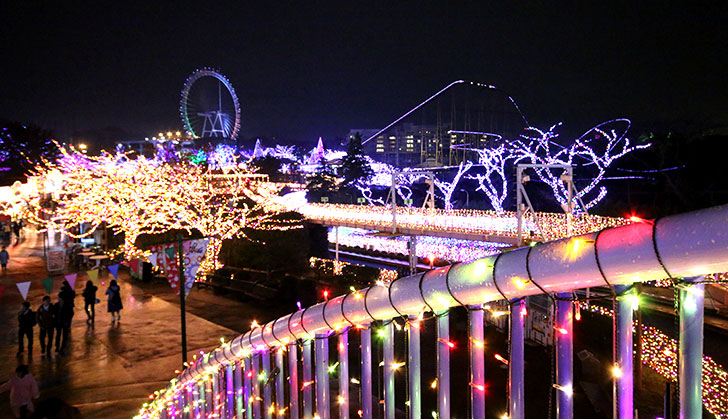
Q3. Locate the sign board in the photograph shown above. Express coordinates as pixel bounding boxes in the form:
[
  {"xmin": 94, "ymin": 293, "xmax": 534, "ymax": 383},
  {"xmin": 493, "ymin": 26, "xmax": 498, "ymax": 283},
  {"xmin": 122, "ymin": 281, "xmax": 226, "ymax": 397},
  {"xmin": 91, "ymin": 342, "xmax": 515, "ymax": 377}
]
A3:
[
  {"xmin": 404, "ymin": 199, "xmax": 413, "ymax": 205},
  {"xmin": 46, "ymin": 248, "xmax": 66, "ymax": 273},
  {"xmin": 357, "ymin": 197, "xmax": 366, "ymax": 204},
  {"xmin": 320, "ymin": 197, "xmax": 329, "ymax": 203}
]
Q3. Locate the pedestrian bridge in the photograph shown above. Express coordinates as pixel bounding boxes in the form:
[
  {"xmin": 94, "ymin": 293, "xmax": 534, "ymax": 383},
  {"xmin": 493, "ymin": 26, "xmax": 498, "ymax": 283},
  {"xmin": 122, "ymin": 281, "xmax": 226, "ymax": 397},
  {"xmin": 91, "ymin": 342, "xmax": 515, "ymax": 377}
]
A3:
[
  {"xmin": 286, "ymin": 202, "xmax": 631, "ymax": 245},
  {"xmin": 136, "ymin": 204, "xmax": 728, "ymax": 419}
]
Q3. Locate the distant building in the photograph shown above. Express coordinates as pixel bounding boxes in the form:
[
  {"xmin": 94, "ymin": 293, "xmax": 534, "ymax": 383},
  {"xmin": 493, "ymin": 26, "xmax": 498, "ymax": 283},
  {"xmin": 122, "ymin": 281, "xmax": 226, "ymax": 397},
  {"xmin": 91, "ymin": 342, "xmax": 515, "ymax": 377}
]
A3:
[{"xmin": 353, "ymin": 123, "xmax": 502, "ymax": 168}]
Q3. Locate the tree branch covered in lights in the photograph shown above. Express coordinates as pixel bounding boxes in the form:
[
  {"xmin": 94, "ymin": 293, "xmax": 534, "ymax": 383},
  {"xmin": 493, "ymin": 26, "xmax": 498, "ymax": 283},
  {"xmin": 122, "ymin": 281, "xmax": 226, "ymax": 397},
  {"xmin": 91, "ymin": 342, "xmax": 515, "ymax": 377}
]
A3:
[
  {"xmin": 434, "ymin": 160, "xmax": 472, "ymax": 210},
  {"xmin": 466, "ymin": 144, "xmax": 509, "ymax": 213},
  {"xmin": 511, "ymin": 119, "xmax": 650, "ymax": 213},
  {"xmin": 28, "ymin": 144, "xmax": 301, "ymax": 276}
]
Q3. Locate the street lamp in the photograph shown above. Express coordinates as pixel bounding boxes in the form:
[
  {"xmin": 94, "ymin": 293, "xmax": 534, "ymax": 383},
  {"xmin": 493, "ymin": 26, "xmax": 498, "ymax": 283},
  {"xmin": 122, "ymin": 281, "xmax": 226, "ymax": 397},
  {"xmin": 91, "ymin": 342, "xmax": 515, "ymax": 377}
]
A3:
[{"xmin": 78, "ymin": 143, "xmax": 88, "ymax": 154}]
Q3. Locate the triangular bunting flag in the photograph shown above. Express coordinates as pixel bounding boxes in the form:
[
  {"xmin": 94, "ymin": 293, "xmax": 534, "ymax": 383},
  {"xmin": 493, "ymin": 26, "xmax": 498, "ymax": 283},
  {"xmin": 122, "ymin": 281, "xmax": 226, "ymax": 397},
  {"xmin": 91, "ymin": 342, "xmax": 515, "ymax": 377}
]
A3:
[
  {"xmin": 182, "ymin": 238, "xmax": 210, "ymax": 297},
  {"xmin": 165, "ymin": 246, "xmax": 176, "ymax": 260},
  {"xmin": 87, "ymin": 269, "xmax": 99, "ymax": 282},
  {"xmin": 65, "ymin": 273, "xmax": 77, "ymax": 289},
  {"xmin": 108, "ymin": 264, "xmax": 120, "ymax": 280},
  {"xmin": 41, "ymin": 278, "xmax": 54, "ymax": 294},
  {"xmin": 148, "ymin": 245, "xmax": 166, "ymax": 270},
  {"xmin": 16, "ymin": 281, "xmax": 31, "ymax": 300},
  {"xmin": 162, "ymin": 244, "xmax": 180, "ymax": 295},
  {"xmin": 129, "ymin": 259, "xmax": 140, "ymax": 275}
]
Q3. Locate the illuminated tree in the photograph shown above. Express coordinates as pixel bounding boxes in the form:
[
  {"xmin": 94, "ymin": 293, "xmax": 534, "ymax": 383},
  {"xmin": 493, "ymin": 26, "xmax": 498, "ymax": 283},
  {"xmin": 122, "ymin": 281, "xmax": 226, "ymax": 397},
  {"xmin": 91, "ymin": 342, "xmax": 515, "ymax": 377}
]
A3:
[
  {"xmin": 510, "ymin": 119, "xmax": 649, "ymax": 213},
  {"xmin": 467, "ymin": 144, "xmax": 509, "ymax": 213},
  {"xmin": 28, "ymin": 145, "xmax": 297, "ymax": 276},
  {"xmin": 434, "ymin": 160, "xmax": 473, "ymax": 210}
]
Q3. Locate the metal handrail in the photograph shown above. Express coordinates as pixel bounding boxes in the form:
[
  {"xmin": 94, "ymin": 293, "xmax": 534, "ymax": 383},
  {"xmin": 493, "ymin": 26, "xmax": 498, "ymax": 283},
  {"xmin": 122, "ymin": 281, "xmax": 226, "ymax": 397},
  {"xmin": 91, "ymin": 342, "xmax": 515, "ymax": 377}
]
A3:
[{"xmin": 140, "ymin": 203, "xmax": 728, "ymax": 418}]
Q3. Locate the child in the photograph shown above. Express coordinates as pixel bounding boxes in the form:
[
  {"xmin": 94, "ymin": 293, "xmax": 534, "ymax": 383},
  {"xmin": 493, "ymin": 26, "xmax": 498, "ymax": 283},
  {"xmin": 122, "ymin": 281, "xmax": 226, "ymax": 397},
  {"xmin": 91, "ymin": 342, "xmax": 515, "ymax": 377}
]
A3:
[{"xmin": 0, "ymin": 365, "xmax": 40, "ymax": 418}]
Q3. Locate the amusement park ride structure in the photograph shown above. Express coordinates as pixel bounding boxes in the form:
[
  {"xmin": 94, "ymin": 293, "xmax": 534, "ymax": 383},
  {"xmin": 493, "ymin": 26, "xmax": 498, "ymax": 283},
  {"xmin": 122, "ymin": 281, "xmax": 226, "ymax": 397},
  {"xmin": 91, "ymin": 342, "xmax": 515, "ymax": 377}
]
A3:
[{"xmin": 179, "ymin": 68, "xmax": 241, "ymax": 140}]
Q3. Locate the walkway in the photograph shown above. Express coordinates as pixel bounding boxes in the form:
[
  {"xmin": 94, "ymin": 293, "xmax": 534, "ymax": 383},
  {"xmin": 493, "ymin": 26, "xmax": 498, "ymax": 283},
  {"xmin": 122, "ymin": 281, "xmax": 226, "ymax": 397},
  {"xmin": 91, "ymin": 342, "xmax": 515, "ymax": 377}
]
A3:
[{"xmin": 0, "ymin": 233, "xmax": 238, "ymax": 418}]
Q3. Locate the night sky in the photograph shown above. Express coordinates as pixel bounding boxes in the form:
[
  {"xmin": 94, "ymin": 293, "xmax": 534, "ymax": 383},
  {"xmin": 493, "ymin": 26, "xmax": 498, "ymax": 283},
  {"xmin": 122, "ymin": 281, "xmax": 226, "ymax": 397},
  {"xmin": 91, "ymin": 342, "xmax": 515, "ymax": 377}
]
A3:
[{"xmin": 2, "ymin": 2, "xmax": 727, "ymax": 145}]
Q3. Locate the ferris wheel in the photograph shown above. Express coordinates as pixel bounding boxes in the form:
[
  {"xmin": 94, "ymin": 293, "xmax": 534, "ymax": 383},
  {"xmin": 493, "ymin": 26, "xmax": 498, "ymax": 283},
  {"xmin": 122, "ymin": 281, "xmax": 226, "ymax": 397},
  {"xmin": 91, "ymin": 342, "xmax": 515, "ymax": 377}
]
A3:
[{"xmin": 180, "ymin": 68, "xmax": 241, "ymax": 139}]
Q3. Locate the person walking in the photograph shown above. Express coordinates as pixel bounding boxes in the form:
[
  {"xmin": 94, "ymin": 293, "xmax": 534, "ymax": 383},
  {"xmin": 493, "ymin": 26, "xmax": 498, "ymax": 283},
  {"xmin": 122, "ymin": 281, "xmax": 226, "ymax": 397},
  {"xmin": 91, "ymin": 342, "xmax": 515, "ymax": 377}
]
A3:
[
  {"xmin": 36, "ymin": 296, "xmax": 55, "ymax": 357},
  {"xmin": 12, "ymin": 221, "xmax": 20, "ymax": 240},
  {"xmin": 0, "ymin": 246, "xmax": 9, "ymax": 274},
  {"xmin": 3, "ymin": 223, "xmax": 11, "ymax": 243},
  {"xmin": 0, "ymin": 365, "xmax": 40, "ymax": 418},
  {"xmin": 106, "ymin": 280, "xmax": 123, "ymax": 323},
  {"xmin": 17, "ymin": 302, "xmax": 36, "ymax": 356},
  {"xmin": 82, "ymin": 280, "xmax": 98, "ymax": 323},
  {"xmin": 53, "ymin": 294, "xmax": 73, "ymax": 353}
]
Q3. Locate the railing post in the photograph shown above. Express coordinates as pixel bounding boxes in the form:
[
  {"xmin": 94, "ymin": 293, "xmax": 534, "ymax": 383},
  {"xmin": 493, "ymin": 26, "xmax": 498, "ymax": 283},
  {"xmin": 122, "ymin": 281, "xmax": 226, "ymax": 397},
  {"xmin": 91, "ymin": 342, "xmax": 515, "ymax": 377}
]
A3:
[
  {"xmin": 288, "ymin": 342, "xmax": 300, "ymax": 419},
  {"xmin": 205, "ymin": 376, "xmax": 214, "ymax": 418},
  {"xmin": 199, "ymin": 381, "xmax": 207, "ymax": 419},
  {"xmin": 510, "ymin": 300, "xmax": 525, "ymax": 419},
  {"xmin": 469, "ymin": 306, "xmax": 485, "ymax": 419},
  {"xmin": 383, "ymin": 322, "xmax": 395, "ymax": 419},
  {"xmin": 192, "ymin": 383, "xmax": 200, "ymax": 419},
  {"xmin": 338, "ymin": 330, "xmax": 350, "ymax": 419},
  {"xmin": 227, "ymin": 364, "xmax": 235, "ymax": 418},
  {"xmin": 556, "ymin": 293, "xmax": 573, "ymax": 419},
  {"xmin": 212, "ymin": 370, "xmax": 220, "ymax": 418},
  {"xmin": 408, "ymin": 316, "xmax": 421, "ymax": 419},
  {"xmin": 315, "ymin": 334, "xmax": 331, "ymax": 419},
  {"xmin": 614, "ymin": 284, "xmax": 634, "ymax": 419},
  {"xmin": 235, "ymin": 361, "xmax": 244, "ymax": 419},
  {"xmin": 263, "ymin": 351, "xmax": 273, "ymax": 419},
  {"xmin": 679, "ymin": 276, "xmax": 704, "ymax": 419},
  {"xmin": 303, "ymin": 339, "xmax": 314, "ymax": 419},
  {"xmin": 187, "ymin": 385, "xmax": 195, "ymax": 419},
  {"xmin": 253, "ymin": 354, "xmax": 262, "ymax": 419},
  {"xmin": 276, "ymin": 348, "xmax": 285, "ymax": 419},
  {"xmin": 437, "ymin": 312, "xmax": 450, "ymax": 419},
  {"xmin": 361, "ymin": 327, "xmax": 373, "ymax": 419},
  {"xmin": 244, "ymin": 357, "xmax": 253, "ymax": 419}
]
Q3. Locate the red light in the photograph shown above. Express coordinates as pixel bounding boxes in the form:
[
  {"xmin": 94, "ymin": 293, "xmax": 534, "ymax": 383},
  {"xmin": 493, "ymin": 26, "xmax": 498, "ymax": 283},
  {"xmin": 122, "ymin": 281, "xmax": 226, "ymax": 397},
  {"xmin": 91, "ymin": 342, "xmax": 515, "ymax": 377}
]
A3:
[
  {"xmin": 494, "ymin": 354, "xmax": 509, "ymax": 365},
  {"xmin": 323, "ymin": 290, "xmax": 329, "ymax": 300},
  {"xmin": 437, "ymin": 338, "xmax": 455, "ymax": 348},
  {"xmin": 555, "ymin": 326, "xmax": 568, "ymax": 335},
  {"xmin": 468, "ymin": 382, "xmax": 486, "ymax": 392}
]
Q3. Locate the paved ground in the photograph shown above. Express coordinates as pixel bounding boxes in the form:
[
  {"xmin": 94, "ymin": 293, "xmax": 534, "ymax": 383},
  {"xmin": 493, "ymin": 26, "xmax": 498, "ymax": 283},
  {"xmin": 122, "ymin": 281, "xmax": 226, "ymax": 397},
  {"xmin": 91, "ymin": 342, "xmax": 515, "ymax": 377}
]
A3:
[{"xmin": 0, "ymin": 233, "xmax": 259, "ymax": 418}]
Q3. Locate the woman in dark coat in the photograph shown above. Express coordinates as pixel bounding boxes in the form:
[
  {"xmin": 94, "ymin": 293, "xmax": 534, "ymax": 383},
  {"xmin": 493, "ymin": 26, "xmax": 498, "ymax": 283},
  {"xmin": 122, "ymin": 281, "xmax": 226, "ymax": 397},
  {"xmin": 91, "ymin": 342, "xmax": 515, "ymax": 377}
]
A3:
[{"xmin": 105, "ymin": 280, "xmax": 123, "ymax": 323}]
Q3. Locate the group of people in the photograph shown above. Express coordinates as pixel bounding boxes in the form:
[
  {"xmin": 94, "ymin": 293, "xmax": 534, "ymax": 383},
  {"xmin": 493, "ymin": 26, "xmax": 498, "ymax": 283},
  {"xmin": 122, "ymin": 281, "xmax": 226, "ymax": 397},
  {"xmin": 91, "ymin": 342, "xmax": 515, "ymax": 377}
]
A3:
[
  {"xmin": 1, "ymin": 220, "xmax": 22, "ymax": 243},
  {"xmin": 17, "ymin": 280, "xmax": 124, "ymax": 357}
]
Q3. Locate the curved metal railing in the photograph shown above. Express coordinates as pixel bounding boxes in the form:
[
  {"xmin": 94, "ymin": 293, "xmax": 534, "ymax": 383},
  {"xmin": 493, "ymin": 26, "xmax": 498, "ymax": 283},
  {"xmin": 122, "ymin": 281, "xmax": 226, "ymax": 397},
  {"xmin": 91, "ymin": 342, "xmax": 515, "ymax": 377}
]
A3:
[{"xmin": 136, "ymin": 203, "xmax": 728, "ymax": 419}]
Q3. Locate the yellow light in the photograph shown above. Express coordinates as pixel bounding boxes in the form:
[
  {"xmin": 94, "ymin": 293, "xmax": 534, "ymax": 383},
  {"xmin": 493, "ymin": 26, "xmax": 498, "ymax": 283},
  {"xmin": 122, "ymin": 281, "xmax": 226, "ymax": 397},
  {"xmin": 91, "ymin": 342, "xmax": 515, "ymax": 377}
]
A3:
[
  {"xmin": 78, "ymin": 143, "xmax": 87, "ymax": 150},
  {"xmin": 167, "ymin": 131, "xmax": 172, "ymax": 137},
  {"xmin": 473, "ymin": 260, "xmax": 488, "ymax": 277},
  {"xmin": 430, "ymin": 379, "xmax": 438, "ymax": 389},
  {"xmin": 512, "ymin": 277, "xmax": 527, "ymax": 289},
  {"xmin": 175, "ymin": 131, "xmax": 181, "ymax": 137},
  {"xmin": 612, "ymin": 365, "xmax": 622, "ymax": 378},
  {"xmin": 572, "ymin": 239, "xmax": 582, "ymax": 253}
]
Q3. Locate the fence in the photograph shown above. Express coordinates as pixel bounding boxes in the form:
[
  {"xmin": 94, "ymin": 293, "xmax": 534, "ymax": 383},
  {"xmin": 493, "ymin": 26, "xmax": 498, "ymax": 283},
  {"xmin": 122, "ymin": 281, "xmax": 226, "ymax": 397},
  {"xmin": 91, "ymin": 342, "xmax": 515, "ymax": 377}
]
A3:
[{"xmin": 136, "ymin": 203, "xmax": 728, "ymax": 419}]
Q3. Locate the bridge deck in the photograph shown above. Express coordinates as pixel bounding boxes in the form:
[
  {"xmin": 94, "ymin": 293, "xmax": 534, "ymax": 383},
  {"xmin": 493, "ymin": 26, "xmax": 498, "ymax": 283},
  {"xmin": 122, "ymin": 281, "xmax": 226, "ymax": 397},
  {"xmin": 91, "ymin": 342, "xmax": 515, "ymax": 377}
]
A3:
[{"xmin": 297, "ymin": 203, "xmax": 631, "ymax": 243}]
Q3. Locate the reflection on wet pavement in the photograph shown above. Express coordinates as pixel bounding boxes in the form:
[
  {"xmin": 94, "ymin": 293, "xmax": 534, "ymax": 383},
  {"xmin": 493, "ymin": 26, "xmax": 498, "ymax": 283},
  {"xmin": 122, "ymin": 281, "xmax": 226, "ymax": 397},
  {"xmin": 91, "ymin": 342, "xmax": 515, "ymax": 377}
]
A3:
[{"xmin": 0, "ymin": 233, "xmax": 237, "ymax": 418}]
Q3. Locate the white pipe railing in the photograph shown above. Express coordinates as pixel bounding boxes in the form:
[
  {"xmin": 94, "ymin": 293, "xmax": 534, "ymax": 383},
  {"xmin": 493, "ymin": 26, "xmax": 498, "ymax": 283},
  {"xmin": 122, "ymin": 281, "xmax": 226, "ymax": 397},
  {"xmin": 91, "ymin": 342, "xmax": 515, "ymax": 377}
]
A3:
[{"xmin": 139, "ymin": 203, "xmax": 728, "ymax": 418}]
